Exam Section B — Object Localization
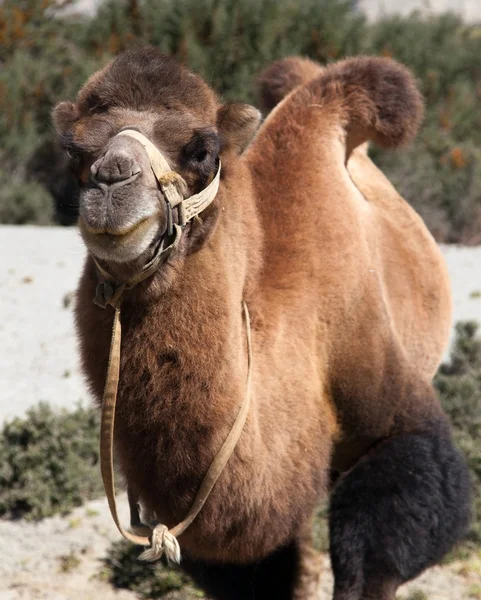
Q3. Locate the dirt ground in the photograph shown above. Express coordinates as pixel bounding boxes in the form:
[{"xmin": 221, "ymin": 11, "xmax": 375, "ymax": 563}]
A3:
[
  {"xmin": 0, "ymin": 494, "xmax": 136, "ymax": 600},
  {"xmin": 1, "ymin": 492, "xmax": 480, "ymax": 599}
]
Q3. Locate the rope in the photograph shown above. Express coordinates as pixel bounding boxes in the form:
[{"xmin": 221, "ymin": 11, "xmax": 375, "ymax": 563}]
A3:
[
  {"xmin": 99, "ymin": 297, "xmax": 252, "ymax": 563},
  {"xmin": 99, "ymin": 300, "xmax": 151, "ymax": 548}
]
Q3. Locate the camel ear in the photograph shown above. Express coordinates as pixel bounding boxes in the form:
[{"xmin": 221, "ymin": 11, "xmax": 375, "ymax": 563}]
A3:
[
  {"xmin": 217, "ymin": 103, "xmax": 262, "ymax": 154},
  {"xmin": 52, "ymin": 101, "xmax": 79, "ymax": 137}
]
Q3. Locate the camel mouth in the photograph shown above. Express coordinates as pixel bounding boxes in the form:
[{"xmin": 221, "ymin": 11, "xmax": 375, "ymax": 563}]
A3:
[
  {"xmin": 82, "ymin": 215, "xmax": 154, "ymax": 239},
  {"xmin": 79, "ymin": 213, "xmax": 162, "ymax": 263}
]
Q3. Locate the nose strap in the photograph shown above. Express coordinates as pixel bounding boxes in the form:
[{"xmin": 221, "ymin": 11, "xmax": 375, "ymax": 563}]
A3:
[
  {"xmin": 116, "ymin": 129, "xmax": 176, "ymax": 183},
  {"xmin": 115, "ymin": 129, "xmax": 221, "ymax": 228}
]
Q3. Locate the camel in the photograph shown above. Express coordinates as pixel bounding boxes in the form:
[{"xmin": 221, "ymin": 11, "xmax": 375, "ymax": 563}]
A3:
[{"xmin": 53, "ymin": 48, "xmax": 471, "ymax": 600}]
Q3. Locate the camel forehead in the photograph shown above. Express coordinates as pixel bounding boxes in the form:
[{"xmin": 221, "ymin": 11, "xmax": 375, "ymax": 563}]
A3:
[
  {"xmin": 76, "ymin": 48, "xmax": 219, "ymax": 122},
  {"xmin": 65, "ymin": 107, "xmax": 209, "ymax": 160}
]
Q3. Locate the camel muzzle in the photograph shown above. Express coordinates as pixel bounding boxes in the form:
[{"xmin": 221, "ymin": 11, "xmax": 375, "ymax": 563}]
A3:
[{"xmin": 90, "ymin": 139, "xmax": 142, "ymax": 186}]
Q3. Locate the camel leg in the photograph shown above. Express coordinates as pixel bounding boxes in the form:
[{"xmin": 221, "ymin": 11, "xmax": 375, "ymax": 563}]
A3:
[
  {"xmin": 181, "ymin": 525, "xmax": 322, "ymax": 600},
  {"xmin": 181, "ymin": 541, "xmax": 298, "ymax": 599},
  {"xmin": 328, "ymin": 418, "xmax": 471, "ymax": 600},
  {"xmin": 293, "ymin": 517, "xmax": 323, "ymax": 599}
]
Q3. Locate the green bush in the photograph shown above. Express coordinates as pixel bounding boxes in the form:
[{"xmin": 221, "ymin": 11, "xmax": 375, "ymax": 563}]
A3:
[
  {"xmin": 101, "ymin": 540, "xmax": 203, "ymax": 599},
  {"xmin": 1, "ymin": 0, "xmax": 481, "ymax": 240},
  {"xmin": 0, "ymin": 170, "xmax": 54, "ymax": 225},
  {"xmin": 435, "ymin": 321, "xmax": 481, "ymax": 546},
  {"xmin": 0, "ymin": 402, "xmax": 103, "ymax": 520},
  {"xmin": 367, "ymin": 14, "xmax": 481, "ymax": 244},
  {"xmin": 403, "ymin": 591, "xmax": 429, "ymax": 600}
]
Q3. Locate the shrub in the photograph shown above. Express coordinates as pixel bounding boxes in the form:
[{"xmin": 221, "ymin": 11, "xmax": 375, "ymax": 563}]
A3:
[
  {"xmin": 0, "ymin": 0, "xmax": 102, "ymax": 225},
  {"xmin": 403, "ymin": 591, "xmax": 429, "ymax": 600},
  {"xmin": 101, "ymin": 540, "xmax": 203, "ymax": 599},
  {"xmin": 313, "ymin": 504, "xmax": 330, "ymax": 553},
  {"xmin": 0, "ymin": 170, "xmax": 54, "ymax": 225},
  {"xmin": 367, "ymin": 14, "xmax": 481, "ymax": 244},
  {"xmin": 435, "ymin": 321, "xmax": 481, "ymax": 546},
  {"xmin": 0, "ymin": 402, "xmax": 103, "ymax": 520},
  {"xmin": 2, "ymin": 0, "xmax": 481, "ymax": 241}
]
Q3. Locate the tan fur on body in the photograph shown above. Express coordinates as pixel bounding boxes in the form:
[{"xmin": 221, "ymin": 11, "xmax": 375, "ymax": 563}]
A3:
[
  {"xmin": 253, "ymin": 56, "xmax": 451, "ymax": 471},
  {"xmin": 54, "ymin": 50, "xmax": 452, "ymax": 579}
]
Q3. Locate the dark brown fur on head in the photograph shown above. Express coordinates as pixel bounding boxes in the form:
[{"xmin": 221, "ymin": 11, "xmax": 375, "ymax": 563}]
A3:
[{"xmin": 76, "ymin": 48, "xmax": 219, "ymax": 120}]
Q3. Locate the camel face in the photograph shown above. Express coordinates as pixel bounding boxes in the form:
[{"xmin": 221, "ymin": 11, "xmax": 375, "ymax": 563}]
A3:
[
  {"xmin": 53, "ymin": 48, "xmax": 260, "ymax": 265},
  {"xmin": 53, "ymin": 48, "xmax": 223, "ymax": 263},
  {"xmin": 77, "ymin": 129, "xmax": 167, "ymax": 263}
]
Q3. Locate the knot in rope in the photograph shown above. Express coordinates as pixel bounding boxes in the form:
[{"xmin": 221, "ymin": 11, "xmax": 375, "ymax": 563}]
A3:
[
  {"xmin": 93, "ymin": 281, "xmax": 126, "ymax": 309},
  {"xmin": 139, "ymin": 524, "xmax": 181, "ymax": 564}
]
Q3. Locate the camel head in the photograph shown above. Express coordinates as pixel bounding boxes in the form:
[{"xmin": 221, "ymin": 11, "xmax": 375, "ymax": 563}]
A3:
[{"xmin": 53, "ymin": 48, "xmax": 261, "ymax": 266}]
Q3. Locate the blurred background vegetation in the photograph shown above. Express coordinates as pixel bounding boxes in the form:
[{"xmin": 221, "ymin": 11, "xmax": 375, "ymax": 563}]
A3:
[{"xmin": 1, "ymin": 0, "xmax": 481, "ymax": 242}]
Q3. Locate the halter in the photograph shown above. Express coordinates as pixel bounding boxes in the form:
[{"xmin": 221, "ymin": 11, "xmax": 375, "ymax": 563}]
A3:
[{"xmin": 92, "ymin": 128, "xmax": 222, "ymax": 307}]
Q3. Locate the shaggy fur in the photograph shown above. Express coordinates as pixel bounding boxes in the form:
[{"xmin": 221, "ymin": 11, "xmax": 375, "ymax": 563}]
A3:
[
  {"xmin": 257, "ymin": 56, "xmax": 324, "ymax": 113},
  {"xmin": 53, "ymin": 49, "xmax": 470, "ymax": 599},
  {"xmin": 329, "ymin": 411, "xmax": 471, "ymax": 600}
]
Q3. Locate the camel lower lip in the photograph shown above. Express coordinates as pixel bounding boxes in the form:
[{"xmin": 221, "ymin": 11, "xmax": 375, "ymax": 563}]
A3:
[
  {"xmin": 79, "ymin": 213, "xmax": 161, "ymax": 262},
  {"xmin": 97, "ymin": 229, "xmax": 140, "ymax": 245},
  {"xmin": 87, "ymin": 217, "xmax": 151, "ymax": 238},
  {"xmin": 80, "ymin": 215, "xmax": 157, "ymax": 243}
]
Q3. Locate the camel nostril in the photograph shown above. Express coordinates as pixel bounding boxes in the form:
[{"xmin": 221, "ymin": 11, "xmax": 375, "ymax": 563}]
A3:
[
  {"xmin": 91, "ymin": 150, "xmax": 142, "ymax": 184},
  {"xmin": 127, "ymin": 161, "xmax": 141, "ymax": 176}
]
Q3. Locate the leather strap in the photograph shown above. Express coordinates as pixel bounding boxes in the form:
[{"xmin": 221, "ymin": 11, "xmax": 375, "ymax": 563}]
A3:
[
  {"xmin": 92, "ymin": 224, "xmax": 182, "ymax": 309},
  {"xmin": 116, "ymin": 129, "xmax": 221, "ymax": 227},
  {"xmin": 99, "ymin": 301, "xmax": 151, "ymax": 547},
  {"xmin": 93, "ymin": 131, "xmax": 252, "ymax": 563}
]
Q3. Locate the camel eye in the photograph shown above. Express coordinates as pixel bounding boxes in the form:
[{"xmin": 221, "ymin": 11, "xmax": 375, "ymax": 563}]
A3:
[
  {"xmin": 193, "ymin": 147, "xmax": 208, "ymax": 162},
  {"xmin": 182, "ymin": 129, "xmax": 220, "ymax": 185},
  {"xmin": 183, "ymin": 129, "xmax": 219, "ymax": 166},
  {"xmin": 66, "ymin": 149, "xmax": 84, "ymax": 166},
  {"xmin": 183, "ymin": 140, "xmax": 209, "ymax": 163}
]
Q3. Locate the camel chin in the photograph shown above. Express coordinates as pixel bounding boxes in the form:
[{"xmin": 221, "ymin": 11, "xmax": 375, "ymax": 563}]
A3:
[{"xmin": 78, "ymin": 213, "xmax": 161, "ymax": 263}]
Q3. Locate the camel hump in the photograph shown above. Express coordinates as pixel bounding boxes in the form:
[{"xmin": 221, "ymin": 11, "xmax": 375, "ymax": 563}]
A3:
[
  {"xmin": 257, "ymin": 56, "xmax": 323, "ymax": 113},
  {"xmin": 314, "ymin": 56, "xmax": 424, "ymax": 150},
  {"xmin": 258, "ymin": 56, "xmax": 424, "ymax": 154}
]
